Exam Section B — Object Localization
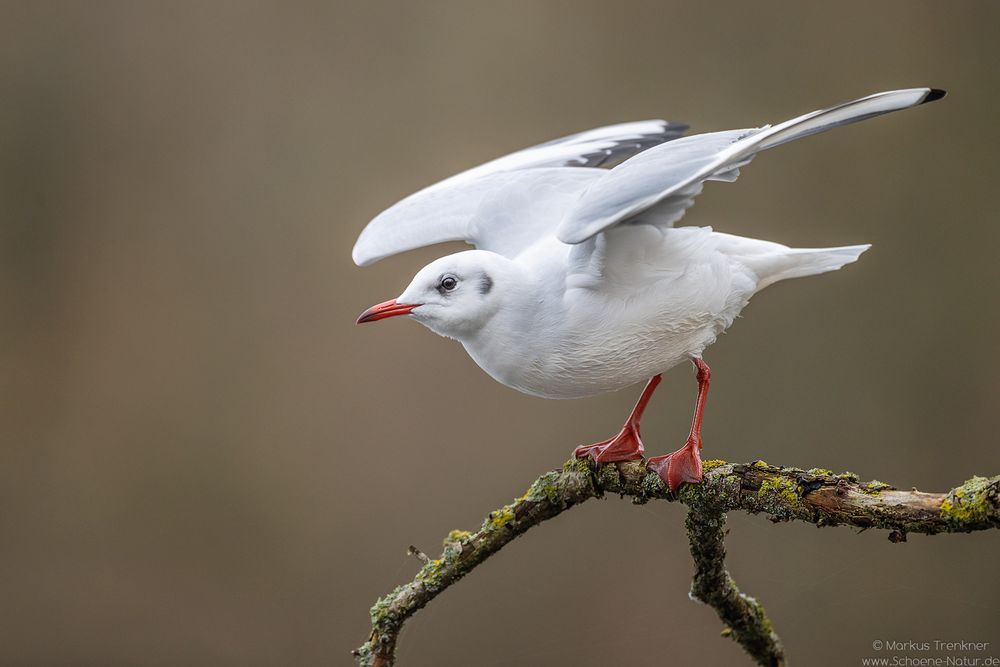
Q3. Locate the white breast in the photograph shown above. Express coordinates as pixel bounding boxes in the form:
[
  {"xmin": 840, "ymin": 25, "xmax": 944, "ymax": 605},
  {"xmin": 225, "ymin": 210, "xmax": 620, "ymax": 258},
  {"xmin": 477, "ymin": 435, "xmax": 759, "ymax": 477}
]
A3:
[{"xmin": 462, "ymin": 228, "xmax": 760, "ymax": 399}]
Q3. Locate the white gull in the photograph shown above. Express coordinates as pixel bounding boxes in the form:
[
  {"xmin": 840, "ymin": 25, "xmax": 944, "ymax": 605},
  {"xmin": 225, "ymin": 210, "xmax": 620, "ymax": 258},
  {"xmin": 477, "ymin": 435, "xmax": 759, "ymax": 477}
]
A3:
[{"xmin": 354, "ymin": 88, "xmax": 945, "ymax": 491}]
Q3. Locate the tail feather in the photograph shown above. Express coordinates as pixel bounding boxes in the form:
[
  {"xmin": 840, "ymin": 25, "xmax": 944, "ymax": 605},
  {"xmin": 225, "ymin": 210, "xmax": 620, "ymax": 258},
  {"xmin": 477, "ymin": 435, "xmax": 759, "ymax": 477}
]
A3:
[{"xmin": 753, "ymin": 244, "xmax": 871, "ymax": 290}]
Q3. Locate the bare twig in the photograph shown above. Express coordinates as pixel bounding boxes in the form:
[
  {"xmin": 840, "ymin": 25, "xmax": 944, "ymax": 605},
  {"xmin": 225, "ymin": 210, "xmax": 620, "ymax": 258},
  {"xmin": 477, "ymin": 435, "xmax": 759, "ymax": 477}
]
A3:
[{"xmin": 353, "ymin": 457, "xmax": 1000, "ymax": 666}]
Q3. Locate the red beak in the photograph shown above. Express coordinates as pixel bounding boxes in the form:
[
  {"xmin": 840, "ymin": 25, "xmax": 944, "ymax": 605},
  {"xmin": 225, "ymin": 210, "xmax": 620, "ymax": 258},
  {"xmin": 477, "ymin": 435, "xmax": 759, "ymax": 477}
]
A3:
[{"xmin": 356, "ymin": 299, "xmax": 420, "ymax": 324}]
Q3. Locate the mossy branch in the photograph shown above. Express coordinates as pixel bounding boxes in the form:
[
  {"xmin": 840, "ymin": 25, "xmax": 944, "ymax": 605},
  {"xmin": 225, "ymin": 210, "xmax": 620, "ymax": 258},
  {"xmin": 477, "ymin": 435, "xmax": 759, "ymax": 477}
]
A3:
[
  {"xmin": 686, "ymin": 503, "xmax": 785, "ymax": 666},
  {"xmin": 353, "ymin": 458, "xmax": 1000, "ymax": 666}
]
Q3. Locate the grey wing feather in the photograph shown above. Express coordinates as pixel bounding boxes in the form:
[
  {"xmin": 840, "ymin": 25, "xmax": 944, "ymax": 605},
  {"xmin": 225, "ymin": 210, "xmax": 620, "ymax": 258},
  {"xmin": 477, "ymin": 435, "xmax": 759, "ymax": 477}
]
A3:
[
  {"xmin": 559, "ymin": 129, "xmax": 756, "ymax": 237},
  {"xmin": 557, "ymin": 88, "xmax": 944, "ymax": 244},
  {"xmin": 352, "ymin": 120, "xmax": 687, "ymax": 266},
  {"xmin": 459, "ymin": 119, "xmax": 689, "ymax": 176}
]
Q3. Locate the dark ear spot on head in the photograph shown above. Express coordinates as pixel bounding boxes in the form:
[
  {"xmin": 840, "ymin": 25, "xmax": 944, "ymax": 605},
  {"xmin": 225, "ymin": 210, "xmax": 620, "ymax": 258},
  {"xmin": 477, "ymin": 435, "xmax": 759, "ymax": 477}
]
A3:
[{"xmin": 478, "ymin": 274, "xmax": 493, "ymax": 295}]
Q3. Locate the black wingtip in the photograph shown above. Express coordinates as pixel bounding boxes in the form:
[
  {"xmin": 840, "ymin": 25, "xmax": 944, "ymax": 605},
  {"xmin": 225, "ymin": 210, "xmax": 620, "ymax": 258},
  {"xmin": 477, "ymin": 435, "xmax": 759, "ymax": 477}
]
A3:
[{"xmin": 923, "ymin": 88, "xmax": 947, "ymax": 104}]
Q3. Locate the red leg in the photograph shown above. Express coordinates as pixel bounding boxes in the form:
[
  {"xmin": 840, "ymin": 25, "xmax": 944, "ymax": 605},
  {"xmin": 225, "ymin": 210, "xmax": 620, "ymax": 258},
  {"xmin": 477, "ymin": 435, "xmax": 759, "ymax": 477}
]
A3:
[
  {"xmin": 574, "ymin": 374, "xmax": 662, "ymax": 463},
  {"xmin": 647, "ymin": 358, "xmax": 711, "ymax": 492}
]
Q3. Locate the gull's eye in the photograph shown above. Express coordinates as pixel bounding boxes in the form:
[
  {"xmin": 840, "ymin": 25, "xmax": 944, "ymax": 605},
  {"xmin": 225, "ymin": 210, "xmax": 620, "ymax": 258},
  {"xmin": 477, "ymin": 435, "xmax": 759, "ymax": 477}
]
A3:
[{"xmin": 439, "ymin": 275, "xmax": 458, "ymax": 292}]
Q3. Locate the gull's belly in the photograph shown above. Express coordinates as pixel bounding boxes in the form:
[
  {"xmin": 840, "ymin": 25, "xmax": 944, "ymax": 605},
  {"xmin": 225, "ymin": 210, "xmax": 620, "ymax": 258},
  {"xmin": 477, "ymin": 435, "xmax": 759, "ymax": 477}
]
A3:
[
  {"xmin": 508, "ymin": 317, "xmax": 723, "ymax": 399},
  {"xmin": 466, "ymin": 295, "xmax": 749, "ymax": 400}
]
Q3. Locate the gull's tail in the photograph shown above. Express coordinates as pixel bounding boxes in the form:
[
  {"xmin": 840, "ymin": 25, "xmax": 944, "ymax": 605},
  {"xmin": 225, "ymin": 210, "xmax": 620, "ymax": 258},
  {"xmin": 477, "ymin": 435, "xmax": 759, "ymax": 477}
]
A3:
[
  {"xmin": 753, "ymin": 244, "xmax": 871, "ymax": 290},
  {"xmin": 714, "ymin": 233, "xmax": 870, "ymax": 290}
]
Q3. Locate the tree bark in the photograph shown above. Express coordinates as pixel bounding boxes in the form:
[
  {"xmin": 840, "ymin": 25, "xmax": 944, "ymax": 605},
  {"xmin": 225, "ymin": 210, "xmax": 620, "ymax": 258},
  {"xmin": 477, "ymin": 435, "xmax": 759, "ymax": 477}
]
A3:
[{"xmin": 353, "ymin": 457, "xmax": 1000, "ymax": 666}]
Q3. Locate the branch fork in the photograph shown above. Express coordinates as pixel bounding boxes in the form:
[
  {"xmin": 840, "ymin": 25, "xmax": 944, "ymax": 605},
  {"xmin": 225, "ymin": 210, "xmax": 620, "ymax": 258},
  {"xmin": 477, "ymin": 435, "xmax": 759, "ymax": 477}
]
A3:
[{"xmin": 354, "ymin": 457, "xmax": 1000, "ymax": 666}]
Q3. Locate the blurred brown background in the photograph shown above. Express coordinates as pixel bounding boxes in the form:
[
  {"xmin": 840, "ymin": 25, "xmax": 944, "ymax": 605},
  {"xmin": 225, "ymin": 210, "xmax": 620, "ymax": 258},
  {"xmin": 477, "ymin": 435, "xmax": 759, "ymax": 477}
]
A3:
[{"xmin": 2, "ymin": 1, "xmax": 998, "ymax": 665}]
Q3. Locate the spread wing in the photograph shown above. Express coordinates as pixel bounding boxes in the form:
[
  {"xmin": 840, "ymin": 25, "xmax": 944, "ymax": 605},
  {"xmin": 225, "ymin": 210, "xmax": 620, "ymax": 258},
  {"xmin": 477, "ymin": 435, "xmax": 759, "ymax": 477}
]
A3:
[
  {"xmin": 352, "ymin": 120, "xmax": 688, "ymax": 265},
  {"xmin": 556, "ymin": 88, "xmax": 946, "ymax": 244}
]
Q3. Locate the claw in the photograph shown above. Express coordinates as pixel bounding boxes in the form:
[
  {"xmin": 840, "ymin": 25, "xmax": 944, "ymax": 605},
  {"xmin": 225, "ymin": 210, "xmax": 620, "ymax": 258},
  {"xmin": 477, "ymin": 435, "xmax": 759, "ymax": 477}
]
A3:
[
  {"xmin": 647, "ymin": 438, "xmax": 703, "ymax": 493},
  {"xmin": 574, "ymin": 426, "xmax": 644, "ymax": 463}
]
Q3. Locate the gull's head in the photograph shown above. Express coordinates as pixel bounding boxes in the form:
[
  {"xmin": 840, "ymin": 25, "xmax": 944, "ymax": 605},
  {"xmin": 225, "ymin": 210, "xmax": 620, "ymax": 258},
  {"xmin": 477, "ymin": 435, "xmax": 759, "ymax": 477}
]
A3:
[{"xmin": 357, "ymin": 250, "xmax": 518, "ymax": 340}]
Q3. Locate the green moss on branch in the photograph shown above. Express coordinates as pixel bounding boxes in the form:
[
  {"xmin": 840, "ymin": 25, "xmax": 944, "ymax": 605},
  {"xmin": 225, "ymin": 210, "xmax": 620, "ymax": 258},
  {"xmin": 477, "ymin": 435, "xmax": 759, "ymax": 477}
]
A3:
[
  {"xmin": 355, "ymin": 457, "xmax": 999, "ymax": 666},
  {"xmin": 940, "ymin": 476, "xmax": 1000, "ymax": 531},
  {"xmin": 686, "ymin": 505, "xmax": 785, "ymax": 666}
]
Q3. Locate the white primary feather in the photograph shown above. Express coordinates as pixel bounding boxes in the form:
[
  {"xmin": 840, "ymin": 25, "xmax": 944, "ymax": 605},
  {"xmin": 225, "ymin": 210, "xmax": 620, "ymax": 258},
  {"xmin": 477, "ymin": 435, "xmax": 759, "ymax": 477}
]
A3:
[{"xmin": 354, "ymin": 89, "xmax": 941, "ymax": 266}]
